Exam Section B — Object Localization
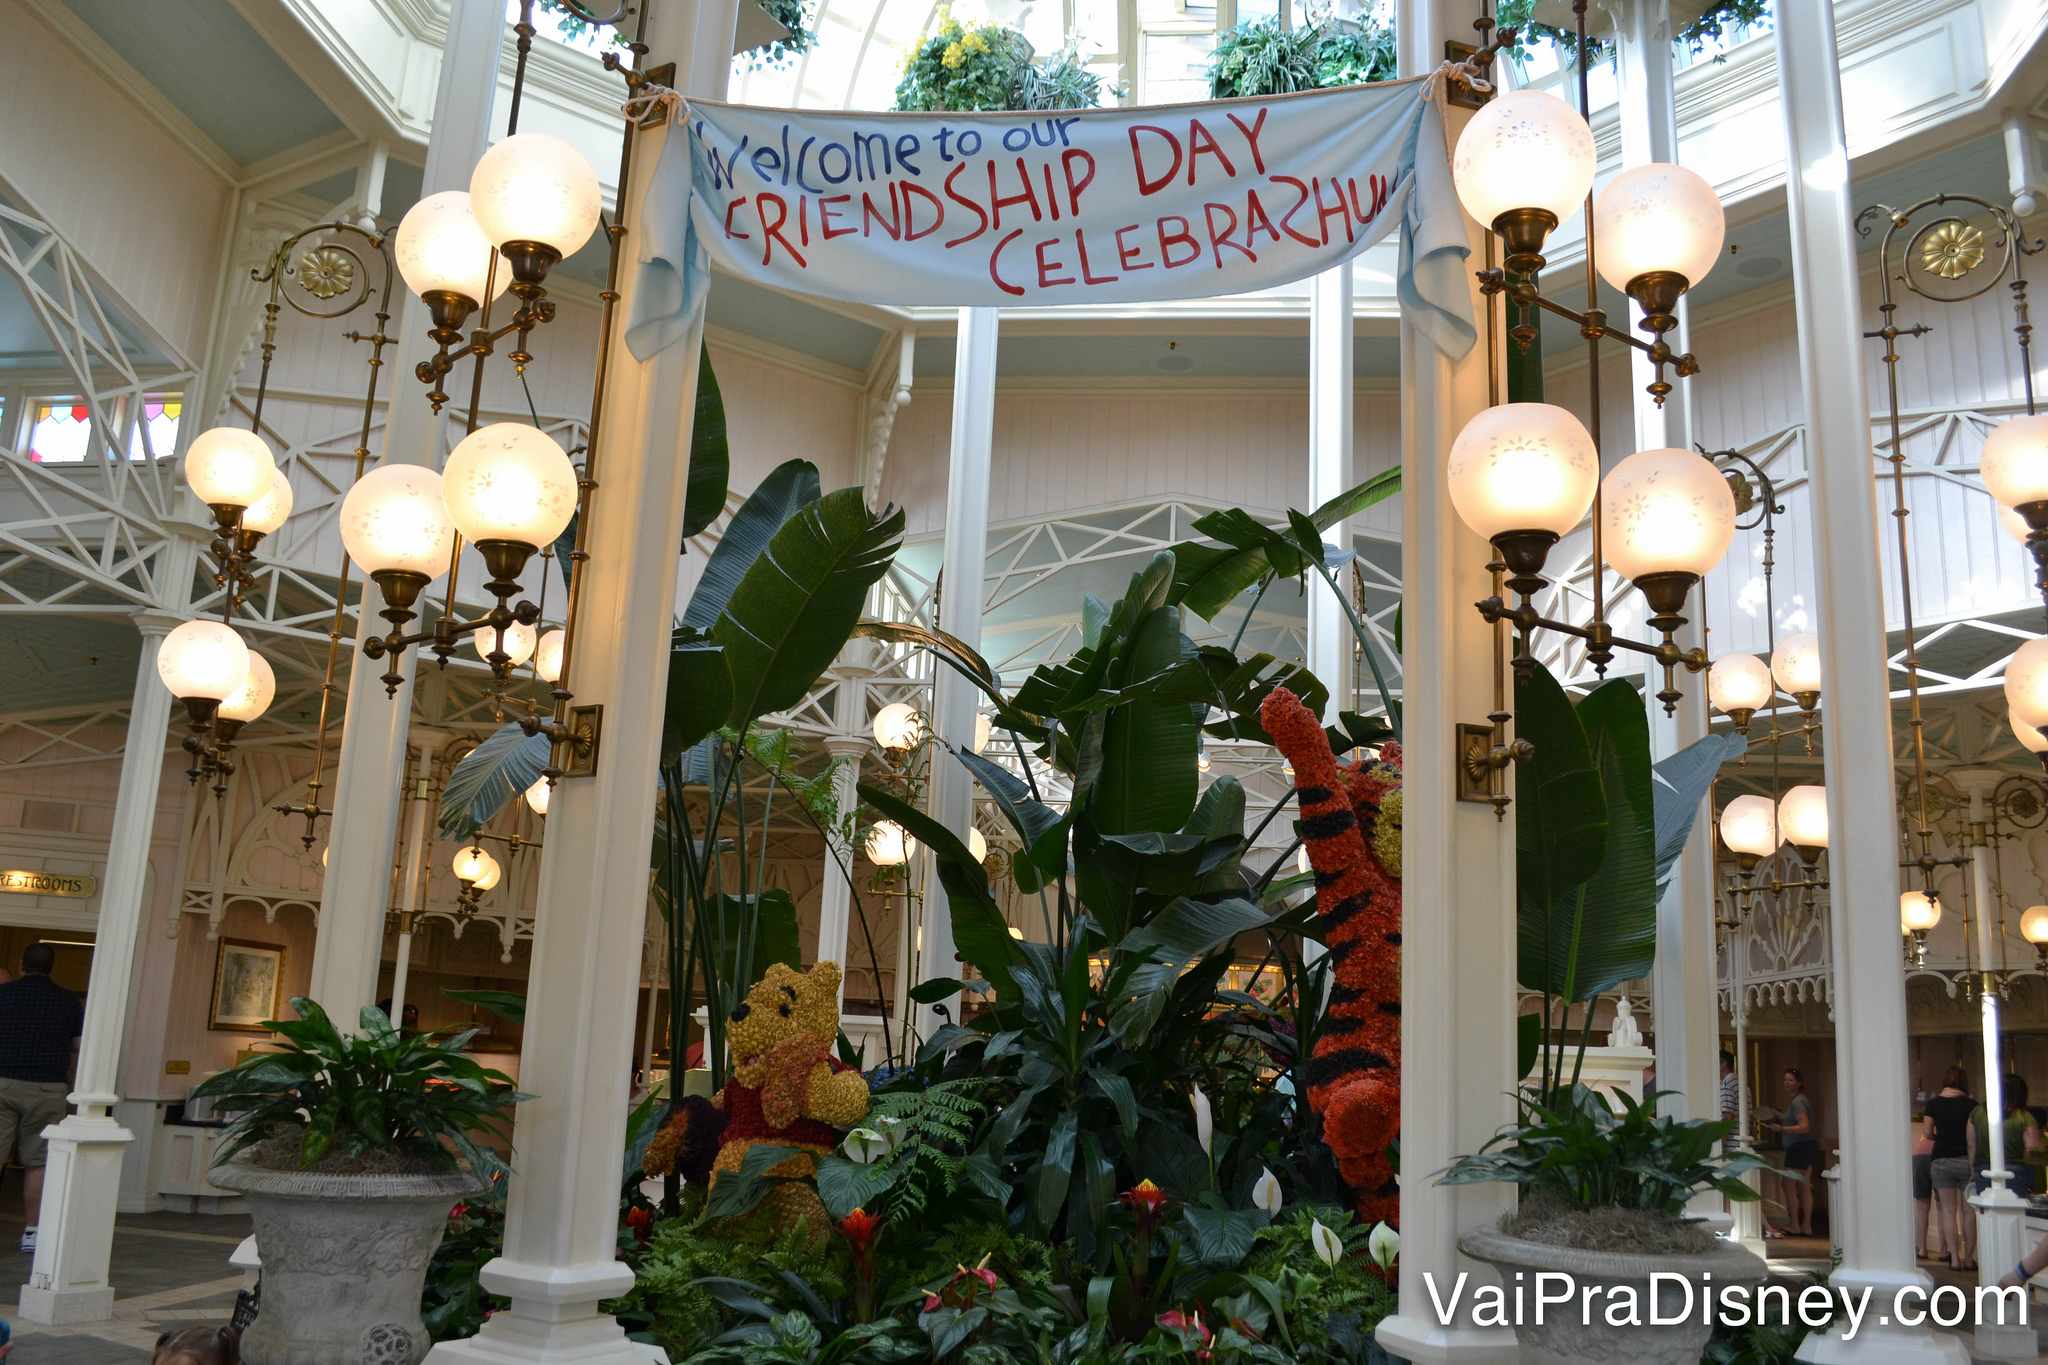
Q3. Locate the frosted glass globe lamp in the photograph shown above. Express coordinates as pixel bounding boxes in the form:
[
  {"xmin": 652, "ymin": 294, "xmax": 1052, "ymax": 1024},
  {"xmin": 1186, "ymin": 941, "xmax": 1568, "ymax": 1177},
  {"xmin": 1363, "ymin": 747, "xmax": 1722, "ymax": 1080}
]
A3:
[
  {"xmin": 185, "ymin": 428, "xmax": 278, "ymax": 527},
  {"xmin": 973, "ymin": 713, "xmax": 992, "ymax": 754},
  {"xmin": 525, "ymin": 776, "xmax": 551, "ymax": 816},
  {"xmin": 1593, "ymin": 163, "xmax": 1724, "ymax": 341},
  {"xmin": 473, "ymin": 619, "xmax": 538, "ymax": 669},
  {"xmin": 534, "ymin": 628, "xmax": 566, "ymax": 684},
  {"xmin": 1599, "ymin": 447, "xmax": 1736, "ymax": 665},
  {"xmin": 2005, "ymin": 637, "xmax": 2048, "ymax": 733},
  {"xmin": 215, "ymin": 651, "xmax": 276, "ymax": 740},
  {"xmin": 2011, "ymin": 705, "xmax": 2048, "ymax": 759},
  {"xmin": 1900, "ymin": 889, "xmax": 1941, "ymax": 934},
  {"xmin": 339, "ymin": 463, "xmax": 456, "ymax": 627},
  {"xmin": 1451, "ymin": 90, "xmax": 1596, "ymax": 273},
  {"xmin": 1707, "ymin": 653, "xmax": 1773, "ymax": 732},
  {"xmin": 240, "ymin": 469, "xmax": 294, "ymax": 547},
  {"xmin": 441, "ymin": 423, "xmax": 579, "ymax": 596},
  {"xmin": 1777, "ymin": 785, "xmax": 1829, "ymax": 862},
  {"xmin": 1718, "ymin": 793, "xmax": 1779, "ymax": 871},
  {"xmin": 393, "ymin": 192, "xmax": 510, "ymax": 340},
  {"xmin": 1982, "ymin": 414, "xmax": 2048, "ymax": 609},
  {"xmin": 2023, "ymin": 905, "xmax": 2048, "ymax": 968},
  {"xmin": 158, "ymin": 619, "xmax": 252, "ymax": 719},
  {"xmin": 968, "ymin": 827, "xmax": 988, "ymax": 863},
  {"xmin": 1445, "ymin": 402, "xmax": 1599, "ymax": 595},
  {"xmin": 1771, "ymin": 632, "xmax": 1823, "ymax": 712},
  {"xmin": 872, "ymin": 702, "xmax": 924, "ymax": 752},
  {"xmin": 867, "ymin": 821, "xmax": 916, "ymax": 867},
  {"xmin": 469, "ymin": 133, "xmax": 602, "ymax": 298}
]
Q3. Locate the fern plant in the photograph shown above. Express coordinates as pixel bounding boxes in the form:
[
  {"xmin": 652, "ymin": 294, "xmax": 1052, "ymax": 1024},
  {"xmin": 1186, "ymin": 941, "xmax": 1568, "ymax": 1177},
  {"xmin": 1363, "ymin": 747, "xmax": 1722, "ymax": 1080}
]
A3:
[
  {"xmin": 813, "ymin": 1080, "xmax": 1004, "ymax": 1227},
  {"xmin": 1208, "ymin": 21, "xmax": 1322, "ymax": 99}
]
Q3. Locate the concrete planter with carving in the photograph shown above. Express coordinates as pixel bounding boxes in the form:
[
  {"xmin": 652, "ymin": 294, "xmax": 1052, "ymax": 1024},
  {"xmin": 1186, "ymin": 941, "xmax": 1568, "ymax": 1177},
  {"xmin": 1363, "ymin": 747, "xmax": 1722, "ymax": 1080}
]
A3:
[
  {"xmin": 209, "ymin": 1161, "xmax": 481, "ymax": 1365},
  {"xmin": 1458, "ymin": 1225, "xmax": 1768, "ymax": 1365}
]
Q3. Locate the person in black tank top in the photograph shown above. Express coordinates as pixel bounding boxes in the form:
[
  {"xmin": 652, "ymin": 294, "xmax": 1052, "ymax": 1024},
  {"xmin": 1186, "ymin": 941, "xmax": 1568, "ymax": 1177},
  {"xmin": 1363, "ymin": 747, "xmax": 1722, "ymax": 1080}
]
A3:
[{"xmin": 1923, "ymin": 1064, "xmax": 1979, "ymax": 1271}]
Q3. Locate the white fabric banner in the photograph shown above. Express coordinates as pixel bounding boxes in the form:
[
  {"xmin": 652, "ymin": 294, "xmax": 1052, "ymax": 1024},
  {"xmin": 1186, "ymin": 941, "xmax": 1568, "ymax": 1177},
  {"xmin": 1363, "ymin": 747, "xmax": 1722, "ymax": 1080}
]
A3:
[{"xmin": 624, "ymin": 78, "xmax": 1476, "ymax": 360}]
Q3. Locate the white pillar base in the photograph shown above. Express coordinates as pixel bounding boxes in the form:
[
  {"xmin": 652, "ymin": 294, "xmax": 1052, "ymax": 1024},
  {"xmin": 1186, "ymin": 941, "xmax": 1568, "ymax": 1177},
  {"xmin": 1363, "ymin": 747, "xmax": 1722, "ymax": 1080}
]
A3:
[
  {"xmin": 423, "ymin": 1259, "xmax": 667, "ymax": 1365},
  {"xmin": 1972, "ymin": 1185, "xmax": 2041, "ymax": 1360},
  {"xmin": 1374, "ymin": 1315, "xmax": 1520, "ymax": 1363},
  {"xmin": 1792, "ymin": 1270, "xmax": 1971, "ymax": 1364},
  {"xmin": 16, "ymin": 1113, "xmax": 133, "ymax": 1325}
]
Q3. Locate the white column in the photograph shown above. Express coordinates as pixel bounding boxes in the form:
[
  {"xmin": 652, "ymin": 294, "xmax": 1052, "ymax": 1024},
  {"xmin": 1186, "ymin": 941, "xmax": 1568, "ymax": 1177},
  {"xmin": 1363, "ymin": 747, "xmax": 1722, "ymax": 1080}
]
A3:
[
  {"xmin": 306, "ymin": 0, "xmax": 504, "ymax": 1022},
  {"xmin": 1777, "ymin": 7, "xmax": 1964, "ymax": 1362},
  {"xmin": 389, "ymin": 730, "xmax": 449, "ymax": 1024},
  {"xmin": 18, "ymin": 610, "xmax": 179, "ymax": 1324},
  {"xmin": 426, "ymin": 2, "xmax": 734, "ymax": 1359},
  {"xmin": 817, "ymin": 653, "xmax": 872, "ymax": 1007},
  {"xmin": 1375, "ymin": 5, "xmax": 1518, "ymax": 1360},
  {"xmin": 1306, "ymin": 264, "xmax": 1354, "ymax": 718},
  {"xmin": 913, "ymin": 306, "xmax": 998, "ymax": 1043}
]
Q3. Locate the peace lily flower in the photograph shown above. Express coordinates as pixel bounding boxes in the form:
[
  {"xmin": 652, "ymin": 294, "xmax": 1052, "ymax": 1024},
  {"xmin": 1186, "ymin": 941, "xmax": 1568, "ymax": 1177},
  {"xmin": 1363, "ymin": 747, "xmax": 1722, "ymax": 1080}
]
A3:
[
  {"xmin": 1311, "ymin": 1218, "xmax": 1344, "ymax": 1267},
  {"xmin": 1191, "ymin": 1085, "xmax": 1213, "ymax": 1155},
  {"xmin": 1252, "ymin": 1168, "xmax": 1283, "ymax": 1215},
  {"xmin": 1367, "ymin": 1220, "xmax": 1400, "ymax": 1270},
  {"xmin": 842, "ymin": 1126, "xmax": 890, "ymax": 1164}
]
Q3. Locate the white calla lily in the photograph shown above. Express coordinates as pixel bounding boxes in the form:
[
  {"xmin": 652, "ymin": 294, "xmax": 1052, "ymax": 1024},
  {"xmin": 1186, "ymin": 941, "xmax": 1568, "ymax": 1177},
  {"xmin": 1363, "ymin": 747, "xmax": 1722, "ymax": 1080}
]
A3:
[
  {"xmin": 1252, "ymin": 1168, "xmax": 1283, "ymax": 1215},
  {"xmin": 1367, "ymin": 1221, "xmax": 1400, "ymax": 1269},
  {"xmin": 842, "ymin": 1127, "xmax": 890, "ymax": 1164},
  {"xmin": 1191, "ymin": 1085, "xmax": 1213, "ymax": 1155},
  {"xmin": 1311, "ymin": 1218, "xmax": 1343, "ymax": 1267}
]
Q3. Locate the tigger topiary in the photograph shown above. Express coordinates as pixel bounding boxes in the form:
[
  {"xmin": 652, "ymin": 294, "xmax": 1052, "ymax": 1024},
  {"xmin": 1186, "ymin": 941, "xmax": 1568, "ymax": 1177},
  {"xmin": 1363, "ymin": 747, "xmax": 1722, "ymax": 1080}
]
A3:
[{"xmin": 1259, "ymin": 685, "xmax": 1402, "ymax": 1227}]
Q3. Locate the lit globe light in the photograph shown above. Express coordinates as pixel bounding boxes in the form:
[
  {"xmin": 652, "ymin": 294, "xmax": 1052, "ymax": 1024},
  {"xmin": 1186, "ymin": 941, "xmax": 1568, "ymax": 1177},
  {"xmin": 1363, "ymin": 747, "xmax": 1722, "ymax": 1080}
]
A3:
[
  {"xmin": 1707, "ymin": 653, "xmax": 1774, "ymax": 729},
  {"xmin": 157, "ymin": 620, "xmax": 252, "ymax": 704},
  {"xmin": 441, "ymin": 423, "xmax": 579, "ymax": 581},
  {"xmin": 184, "ymin": 427, "xmax": 277, "ymax": 514},
  {"xmin": 524, "ymin": 776, "xmax": 551, "ymax": 816},
  {"xmin": 866, "ymin": 820, "xmax": 916, "ymax": 867},
  {"xmin": 1445, "ymin": 403, "xmax": 1600, "ymax": 583},
  {"xmin": 1980, "ymin": 413, "xmax": 2048, "ymax": 516},
  {"xmin": 242, "ymin": 469, "xmax": 294, "ymax": 538},
  {"xmin": 1297, "ymin": 845, "xmax": 1311, "ymax": 876},
  {"xmin": 216, "ymin": 651, "xmax": 276, "ymax": 730},
  {"xmin": 1777, "ymin": 784, "xmax": 1830, "ymax": 853},
  {"xmin": 968, "ymin": 827, "xmax": 988, "ymax": 863},
  {"xmin": 1771, "ymin": 631, "xmax": 1823, "ymax": 708},
  {"xmin": 393, "ymin": 191, "xmax": 510, "ymax": 326},
  {"xmin": 452, "ymin": 845, "xmax": 496, "ymax": 885},
  {"xmin": 1197, "ymin": 748, "xmax": 1212, "ymax": 773},
  {"xmin": 1900, "ymin": 889, "xmax": 1942, "ymax": 934},
  {"xmin": 973, "ymin": 713, "xmax": 993, "ymax": 754},
  {"xmin": 471, "ymin": 854, "xmax": 503, "ymax": 893},
  {"xmin": 2007, "ymin": 637, "xmax": 2048, "ymax": 730},
  {"xmin": 1600, "ymin": 447, "xmax": 1737, "ymax": 631},
  {"xmin": 1593, "ymin": 163, "xmax": 1725, "ymax": 314},
  {"xmin": 468, "ymin": 132, "xmax": 603, "ymax": 290},
  {"xmin": 1718, "ymin": 793, "xmax": 1780, "ymax": 861},
  {"xmin": 872, "ymin": 702, "xmax": 924, "ymax": 751},
  {"xmin": 1451, "ymin": 89, "xmax": 1596, "ymax": 271},
  {"xmin": 2022, "ymin": 904, "xmax": 2048, "ymax": 946},
  {"xmin": 338, "ymin": 464, "xmax": 457, "ymax": 620},
  {"xmin": 534, "ymin": 628, "xmax": 566, "ymax": 683},
  {"xmin": 2011, "ymin": 705, "xmax": 2048, "ymax": 755},
  {"xmin": 472, "ymin": 619, "xmax": 538, "ymax": 668},
  {"xmin": 2000, "ymin": 502, "xmax": 2032, "ymax": 544}
]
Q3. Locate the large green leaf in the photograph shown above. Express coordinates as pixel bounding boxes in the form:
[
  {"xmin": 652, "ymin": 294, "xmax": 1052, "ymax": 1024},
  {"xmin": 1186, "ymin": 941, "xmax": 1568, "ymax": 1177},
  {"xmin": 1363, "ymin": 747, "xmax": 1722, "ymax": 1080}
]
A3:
[
  {"xmin": 680, "ymin": 459, "xmax": 821, "ymax": 632},
  {"xmin": 1652, "ymin": 732, "xmax": 1747, "ymax": 899},
  {"xmin": 715, "ymin": 488, "xmax": 905, "ymax": 728},
  {"xmin": 1093, "ymin": 606, "xmax": 1200, "ymax": 835},
  {"xmin": 955, "ymin": 748, "xmax": 1069, "ymax": 892},
  {"xmin": 857, "ymin": 781, "xmax": 1023, "ymax": 999},
  {"xmin": 437, "ymin": 721, "xmax": 550, "ymax": 839},
  {"xmin": 443, "ymin": 988, "xmax": 527, "ymax": 1025},
  {"xmin": 1166, "ymin": 471, "xmax": 1400, "ymax": 620},
  {"xmin": 660, "ymin": 637, "xmax": 733, "ymax": 765},
  {"xmin": 682, "ymin": 342, "xmax": 730, "ymax": 540},
  {"xmin": 1514, "ymin": 661, "xmax": 1609, "ymax": 999},
  {"xmin": 1569, "ymin": 681, "xmax": 1658, "ymax": 1001},
  {"xmin": 1119, "ymin": 895, "xmax": 1269, "ymax": 962}
]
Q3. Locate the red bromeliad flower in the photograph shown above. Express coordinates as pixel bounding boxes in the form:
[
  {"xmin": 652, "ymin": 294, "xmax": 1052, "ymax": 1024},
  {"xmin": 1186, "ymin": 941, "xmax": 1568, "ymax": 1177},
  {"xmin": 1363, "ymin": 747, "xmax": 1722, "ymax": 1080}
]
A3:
[
  {"xmin": 839, "ymin": 1208, "xmax": 882, "ymax": 1260},
  {"xmin": 1120, "ymin": 1179, "xmax": 1170, "ymax": 1217},
  {"xmin": 624, "ymin": 1207, "xmax": 655, "ymax": 1244}
]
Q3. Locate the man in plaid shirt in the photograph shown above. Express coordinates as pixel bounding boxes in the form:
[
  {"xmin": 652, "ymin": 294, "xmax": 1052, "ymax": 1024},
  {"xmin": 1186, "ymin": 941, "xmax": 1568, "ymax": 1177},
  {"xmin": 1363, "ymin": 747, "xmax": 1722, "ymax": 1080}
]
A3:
[{"xmin": 0, "ymin": 943, "xmax": 82, "ymax": 1254}]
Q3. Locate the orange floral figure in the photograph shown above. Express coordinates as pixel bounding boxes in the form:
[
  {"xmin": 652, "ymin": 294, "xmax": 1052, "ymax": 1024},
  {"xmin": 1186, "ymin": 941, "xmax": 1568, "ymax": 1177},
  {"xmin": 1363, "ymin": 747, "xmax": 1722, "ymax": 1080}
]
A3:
[{"xmin": 1259, "ymin": 686, "xmax": 1403, "ymax": 1227}]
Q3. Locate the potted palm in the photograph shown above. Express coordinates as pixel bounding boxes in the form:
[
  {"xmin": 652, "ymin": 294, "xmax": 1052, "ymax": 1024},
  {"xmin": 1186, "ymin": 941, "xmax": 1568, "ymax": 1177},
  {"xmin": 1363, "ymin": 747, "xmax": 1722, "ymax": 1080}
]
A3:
[{"xmin": 191, "ymin": 997, "xmax": 524, "ymax": 1365}]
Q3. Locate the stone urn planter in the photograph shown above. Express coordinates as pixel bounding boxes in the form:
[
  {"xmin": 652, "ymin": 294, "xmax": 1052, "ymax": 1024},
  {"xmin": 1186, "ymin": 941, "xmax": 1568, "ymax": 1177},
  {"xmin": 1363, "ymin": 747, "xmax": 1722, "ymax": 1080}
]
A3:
[
  {"xmin": 1459, "ymin": 1225, "xmax": 1767, "ymax": 1365},
  {"xmin": 209, "ymin": 1161, "xmax": 481, "ymax": 1365}
]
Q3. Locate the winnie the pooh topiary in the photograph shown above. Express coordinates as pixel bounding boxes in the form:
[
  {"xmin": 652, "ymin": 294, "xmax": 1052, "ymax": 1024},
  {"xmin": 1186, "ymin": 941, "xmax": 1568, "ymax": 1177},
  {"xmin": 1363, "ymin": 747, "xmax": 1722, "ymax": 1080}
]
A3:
[{"xmin": 702, "ymin": 960, "xmax": 869, "ymax": 1239}]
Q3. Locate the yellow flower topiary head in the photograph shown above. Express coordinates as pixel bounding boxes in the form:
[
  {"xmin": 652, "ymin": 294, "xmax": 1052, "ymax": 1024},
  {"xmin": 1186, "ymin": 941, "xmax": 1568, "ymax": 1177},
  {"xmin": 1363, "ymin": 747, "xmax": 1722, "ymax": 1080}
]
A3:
[{"xmin": 727, "ymin": 960, "xmax": 845, "ymax": 1063}]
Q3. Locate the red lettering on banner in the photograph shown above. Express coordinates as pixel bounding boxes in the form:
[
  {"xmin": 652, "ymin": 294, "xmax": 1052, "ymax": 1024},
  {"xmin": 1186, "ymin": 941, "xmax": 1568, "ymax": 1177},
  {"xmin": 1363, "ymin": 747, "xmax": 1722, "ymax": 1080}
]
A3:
[
  {"xmin": 1204, "ymin": 202, "xmax": 1255, "ymax": 268},
  {"xmin": 1130, "ymin": 126, "xmax": 1184, "ymax": 195},
  {"xmin": 1186, "ymin": 118, "xmax": 1236, "ymax": 185},
  {"xmin": 944, "ymin": 164, "xmax": 989, "ymax": 247},
  {"xmin": 1115, "ymin": 223, "xmax": 1153, "ymax": 271},
  {"xmin": 1041, "ymin": 164, "xmax": 1062, "ymax": 222},
  {"xmin": 1272, "ymin": 176, "xmax": 1319, "ymax": 247},
  {"xmin": 1062, "ymin": 150, "xmax": 1096, "ymax": 215},
  {"xmin": 861, "ymin": 187, "xmax": 900, "ymax": 239},
  {"xmin": 820, "ymin": 195, "xmax": 856, "ymax": 240},
  {"xmin": 990, "ymin": 159, "xmax": 1044, "ymax": 229},
  {"xmin": 724, "ymin": 196, "xmax": 752, "ymax": 240},
  {"xmin": 989, "ymin": 229, "xmax": 1026, "ymax": 296},
  {"xmin": 1075, "ymin": 228, "xmax": 1117, "ymax": 284},
  {"xmin": 1312, "ymin": 176, "xmax": 1351, "ymax": 245},
  {"xmin": 1225, "ymin": 109, "xmax": 1269, "ymax": 173},
  {"xmin": 1036, "ymin": 237, "xmax": 1074, "ymax": 288},
  {"xmin": 1158, "ymin": 217, "xmax": 1201, "ymax": 268},
  {"xmin": 1346, "ymin": 172, "xmax": 1390, "ymax": 226},
  {"xmin": 799, "ymin": 195, "xmax": 811, "ymax": 247},
  {"xmin": 901, "ymin": 181, "xmax": 944, "ymax": 240},
  {"xmin": 756, "ymin": 194, "xmax": 806, "ymax": 266},
  {"xmin": 1243, "ymin": 189, "xmax": 1280, "ymax": 247}
]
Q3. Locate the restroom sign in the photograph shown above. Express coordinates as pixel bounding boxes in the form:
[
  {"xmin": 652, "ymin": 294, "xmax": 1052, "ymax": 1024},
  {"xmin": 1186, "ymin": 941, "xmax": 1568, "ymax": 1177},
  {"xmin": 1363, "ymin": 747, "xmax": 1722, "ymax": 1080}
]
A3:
[{"xmin": 0, "ymin": 870, "xmax": 96, "ymax": 897}]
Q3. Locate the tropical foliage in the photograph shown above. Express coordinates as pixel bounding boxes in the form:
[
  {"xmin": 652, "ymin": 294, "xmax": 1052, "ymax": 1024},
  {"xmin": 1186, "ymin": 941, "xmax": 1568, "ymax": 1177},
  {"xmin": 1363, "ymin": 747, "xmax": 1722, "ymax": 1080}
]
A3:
[
  {"xmin": 893, "ymin": 18, "xmax": 1106, "ymax": 112},
  {"xmin": 1208, "ymin": 16, "xmax": 1397, "ymax": 100}
]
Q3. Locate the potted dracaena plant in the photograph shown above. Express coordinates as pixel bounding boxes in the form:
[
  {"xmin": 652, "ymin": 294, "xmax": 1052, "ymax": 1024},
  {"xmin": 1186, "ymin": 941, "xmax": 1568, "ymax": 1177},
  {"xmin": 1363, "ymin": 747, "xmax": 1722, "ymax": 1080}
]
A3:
[{"xmin": 190, "ymin": 998, "xmax": 525, "ymax": 1365}]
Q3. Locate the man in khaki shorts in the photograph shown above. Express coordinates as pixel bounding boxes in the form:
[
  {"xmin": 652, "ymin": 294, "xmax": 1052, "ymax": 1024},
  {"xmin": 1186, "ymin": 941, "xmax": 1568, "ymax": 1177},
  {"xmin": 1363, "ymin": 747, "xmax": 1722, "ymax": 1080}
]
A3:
[{"xmin": 0, "ymin": 943, "xmax": 82, "ymax": 1254}]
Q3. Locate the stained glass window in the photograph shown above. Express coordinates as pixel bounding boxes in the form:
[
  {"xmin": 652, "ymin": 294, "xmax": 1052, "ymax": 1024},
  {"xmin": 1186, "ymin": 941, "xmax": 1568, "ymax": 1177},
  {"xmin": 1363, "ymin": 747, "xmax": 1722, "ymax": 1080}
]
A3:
[
  {"xmin": 128, "ymin": 395, "xmax": 183, "ymax": 460},
  {"xmin": 26, "ymin": 400, "xmax": 92, "ymax": 464}
]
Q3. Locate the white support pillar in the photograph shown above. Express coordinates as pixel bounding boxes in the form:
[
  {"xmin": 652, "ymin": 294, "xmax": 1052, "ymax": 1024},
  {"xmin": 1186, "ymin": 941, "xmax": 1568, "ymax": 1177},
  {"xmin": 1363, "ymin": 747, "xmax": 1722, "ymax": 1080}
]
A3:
[
  {"xmin": 306, "ymin": 0, "xmax": 504, "ymax": 1023},
  {"xmin": 1777, "ymin": 7, "xmax": 1964, "ymax": 1363},
  {"xmin": 1375, "ymin": 4, "xmax": 1518, "ymax": 1361},
  {"xmin": 389, "ymin": 729, "xmax": 449, "ymax": 1025},
  {"xmin": 18, "ymin": 609, "xmax": 179, "ymax": 1324},
  {"xmin": 425, "ymin": 2, "xmax": 735, "ymax": 1360},
  {"xmin": 914, "ymin": 306, "xmax": 999, "ymax": 1044},
  {"xmin": 819, "ymin": 650, "xmax": 872, "ymax": 1014},
  {"xmin": 1307, "ymin": 263, "xmax": 1354, "ymax": 719}
]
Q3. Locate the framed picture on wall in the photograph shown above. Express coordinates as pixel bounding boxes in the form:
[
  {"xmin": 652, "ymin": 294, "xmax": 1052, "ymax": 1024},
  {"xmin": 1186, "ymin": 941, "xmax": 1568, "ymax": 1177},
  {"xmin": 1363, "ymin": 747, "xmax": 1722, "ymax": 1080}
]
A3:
[{"xmin": 209, "ymin": 939, "xmax": 284, "ymax": 1033}]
